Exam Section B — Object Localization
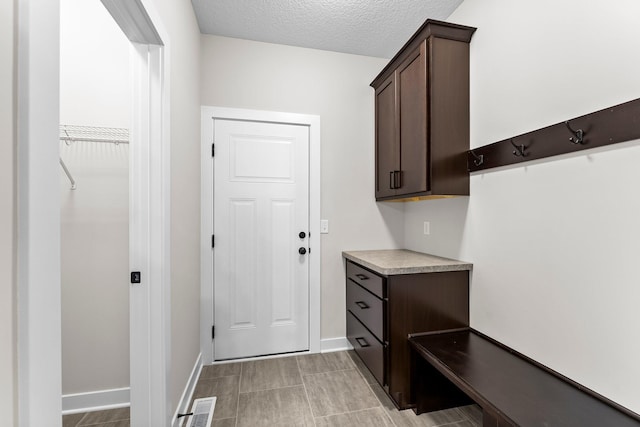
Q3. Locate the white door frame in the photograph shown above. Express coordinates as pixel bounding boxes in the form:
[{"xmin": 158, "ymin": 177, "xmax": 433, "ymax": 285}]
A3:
[
  {"xmin": 16, "ymin": 0, "xmax": 171, "ymax": 425},
  {"xmin": 200, "ymin": 106, "xmax": 321, "ymax": 364}
]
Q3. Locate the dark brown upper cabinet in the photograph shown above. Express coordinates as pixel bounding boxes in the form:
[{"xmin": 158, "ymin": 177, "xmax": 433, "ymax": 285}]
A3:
[{"xmin": 371, "ymin": 20, "xmax": 476, "ymax": 201}]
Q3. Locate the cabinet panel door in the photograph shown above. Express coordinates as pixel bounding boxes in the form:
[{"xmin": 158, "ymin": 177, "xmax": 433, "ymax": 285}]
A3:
[
  {"xmin": 375, "ymin": 74, "xmax": 398, "ymax": 199},
  {"xmin": 398, "ymin": 40, "xmax": 428, "ymax": 195}
]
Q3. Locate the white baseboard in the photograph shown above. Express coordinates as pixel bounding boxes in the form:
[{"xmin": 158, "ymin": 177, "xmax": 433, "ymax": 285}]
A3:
[
  {"xmin": 320, "ymin": 337, "xmax": 352, "ymax": 353},
  {"xmin": 172, "ymin": 352, "xmax": 203, "ymax": 427},
  {"xmin": 62, "ymin": 387, "xmax": 130, "ymax": 415}
]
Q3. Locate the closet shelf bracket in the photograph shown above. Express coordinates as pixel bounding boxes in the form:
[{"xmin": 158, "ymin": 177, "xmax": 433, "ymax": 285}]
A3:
[{"xmin": 59, "ymin": 157, "xmax": 76, "ymax": 190}]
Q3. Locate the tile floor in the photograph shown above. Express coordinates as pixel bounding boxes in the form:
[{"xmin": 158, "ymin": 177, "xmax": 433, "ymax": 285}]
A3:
[
  {"xmin": 62, "ymin": 406, "xmax": 129, "ymax": 427},
  {"xmin": 63, "ymin": 350, "xmax": 482, "ymax": 427}
]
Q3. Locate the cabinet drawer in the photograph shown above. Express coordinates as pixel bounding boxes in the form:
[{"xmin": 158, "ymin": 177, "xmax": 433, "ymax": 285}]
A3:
[
  {"xmin": 347, "ymin": 311, "xmax": 385, "ymax": 386},
  {"xmin": 347, "ymin": 280, "xmax": 385, "ymax": 341},
  {"xmin": 346, "ymin": 261, "xmax": 385, "ymax": 299}
]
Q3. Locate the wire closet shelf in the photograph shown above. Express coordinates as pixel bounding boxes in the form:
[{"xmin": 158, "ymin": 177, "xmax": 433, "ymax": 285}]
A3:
[
  {"xmin": 60, "ymin": 124, "xmax": 129, "ymax": 145},
  {"xmin": 59, "ymin": 124, "xmax": 130, "ymax": 190}
]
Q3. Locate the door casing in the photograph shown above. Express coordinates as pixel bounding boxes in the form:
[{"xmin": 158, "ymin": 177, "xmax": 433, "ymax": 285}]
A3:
[
  {"xmin": 200, "ymin": 106, "xmax": 321, "ymax": 364},
  {"xmin": 16, "ymin": 0, "xmax": 171, "ymax": 425}
]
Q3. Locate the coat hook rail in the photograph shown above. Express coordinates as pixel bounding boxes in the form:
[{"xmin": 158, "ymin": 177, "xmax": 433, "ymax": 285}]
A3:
[
  {"xmin": 467, "ymin": 97, "xmax": 640, "ymax": 172},
  {"xmin": 565, "ymin": 120, "xmax": 585, "ymax": 145},
  {"xmin": 470, "ymin": 150, "xmax": 484, "ymax": 166},
  {"xmin": 510, "ymin": 138, "xmax": 527, "ymax": 157}
]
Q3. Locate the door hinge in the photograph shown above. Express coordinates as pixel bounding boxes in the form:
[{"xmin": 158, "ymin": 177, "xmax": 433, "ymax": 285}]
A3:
[
  {"xmin": 211, "ymin": 325, "xmax": 215, "ymax": 340},
  {"xmin": 211, "ymin": 234, "xmax": 215, "ymax": 248},
  {"xmin": 211, "ymin": 143, "xmax": 215, "ymax": 157}
]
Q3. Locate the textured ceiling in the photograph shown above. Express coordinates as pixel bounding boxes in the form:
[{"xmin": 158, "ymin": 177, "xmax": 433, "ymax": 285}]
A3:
[{"xmin": 191, "ymin": 0, "xmax": 464, "ymax": 58}]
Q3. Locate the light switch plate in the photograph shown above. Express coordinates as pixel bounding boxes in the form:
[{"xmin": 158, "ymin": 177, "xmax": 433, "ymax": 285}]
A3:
[{"xmin": 320, "ymin": 219, "xmax": 329, "ymax": 234}]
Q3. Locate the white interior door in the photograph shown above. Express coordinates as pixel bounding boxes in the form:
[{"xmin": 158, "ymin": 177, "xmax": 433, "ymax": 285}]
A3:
[{"xmin": 214, "ymin": 119, "xmax": 310, "ymax": 360}]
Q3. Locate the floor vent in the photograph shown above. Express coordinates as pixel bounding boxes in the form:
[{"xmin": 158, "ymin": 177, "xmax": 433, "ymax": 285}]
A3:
[{"xmin": 185, "ymin": 397, "xmax": 216, "ymax": 427}]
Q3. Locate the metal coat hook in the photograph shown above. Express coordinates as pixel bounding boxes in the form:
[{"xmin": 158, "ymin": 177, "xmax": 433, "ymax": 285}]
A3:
[
  {"xmin": 565, "ymin": 121, "xmax": 585, "ymax": 145},
  {"xmin": 470, "ymin": 150, "xmax": 484, "ymax": 166},
  {"xmin": 510, "ymin": 138, "xmax": 527, "ymax": 157}
]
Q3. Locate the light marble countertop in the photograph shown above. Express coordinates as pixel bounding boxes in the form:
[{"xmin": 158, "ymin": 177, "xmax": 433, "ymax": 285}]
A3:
[{"xmin": 342, "ymin": 249, "xmax": 472, "ymax": 276}]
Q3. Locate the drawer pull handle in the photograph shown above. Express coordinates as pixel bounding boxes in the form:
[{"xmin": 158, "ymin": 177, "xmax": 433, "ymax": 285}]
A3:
[
  {"xmin": 355, "ymin": 273, "xmax": 369, "ymax": 281},
  {"xmin": 355, "ymin": 301, "xmax": 370, "ymax": 309},
  {"xmin": 389, "ymin": 170, "xmax": 402, "ymax": 189},
  {"xmin": 355, "ymin": 337, "xmax": 370, "ymax": 348}
]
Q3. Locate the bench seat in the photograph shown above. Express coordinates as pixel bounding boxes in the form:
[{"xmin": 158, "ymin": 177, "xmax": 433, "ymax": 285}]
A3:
[{"xmin": 409, "ymin": 328, "xmax": 640, "ymax": 426}]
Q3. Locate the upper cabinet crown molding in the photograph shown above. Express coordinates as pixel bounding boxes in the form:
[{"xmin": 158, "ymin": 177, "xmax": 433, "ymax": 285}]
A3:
[
  {"xmin": 371, "ymin": 19, "xmax": 476, "ymax": 202},
  {"xmin": 371, "ymin": 19, "xmax": 476, "ymax": 88}
]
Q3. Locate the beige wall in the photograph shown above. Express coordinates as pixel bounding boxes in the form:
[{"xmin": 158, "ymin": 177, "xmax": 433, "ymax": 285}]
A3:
[
  {"xmin": 151, "ymin": 0, "xmax": 203, "ymax": 411},
  {"xmin": 200, "ymin": 35, "xmax": 404, "ymax": 340},
  {"xmin": 405, "ymin": 0, "xmax": 640, "ymax": 413},
  {"xmin": 0, "ymin": 0, "xmax": 17, "ymax": 424}
]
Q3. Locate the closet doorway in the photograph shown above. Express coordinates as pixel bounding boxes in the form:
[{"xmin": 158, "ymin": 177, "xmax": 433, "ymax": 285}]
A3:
[
  {"xmin": 19, "ymin": 0, "xmax": 169, "ymax": 423},
  {"xmin": 59, "ymin": 0, "xmax": 132, "ymax": 416},
  {"xmin": 54, "ymin": 0, "xmax": 170, "ymax": 425}
]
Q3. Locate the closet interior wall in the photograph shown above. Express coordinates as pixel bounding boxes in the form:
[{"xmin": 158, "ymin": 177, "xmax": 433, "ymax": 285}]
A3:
[{"xmin": 60, "ymin": 0, "xmax": 131, "ymax": 404}]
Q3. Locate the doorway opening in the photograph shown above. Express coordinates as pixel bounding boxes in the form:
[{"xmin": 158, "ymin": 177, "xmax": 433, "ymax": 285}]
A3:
[
  {"xmin": 17, "ymin": 0, "xmax": 171, "ymax": 425},
  {"xmin": 59, "ymin": 0, "xmax": 131, "ymax": 416},
  {"xmin": 200, "ymin": 107, "xmax": 321, "ymax": 364}
]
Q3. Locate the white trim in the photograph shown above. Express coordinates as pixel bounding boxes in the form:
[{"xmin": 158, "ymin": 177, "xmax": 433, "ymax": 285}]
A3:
[
  {"xmin": 17, "ymin": 0, "xmax": 62, "ymax": 425},
  {"xmin": 206, "ymin": 350, "xmax": 310, "ymax": 364},
  {"xmin": 171, "ymin": 354, "xmax": 203, "ymax": 427},
  {"xmin": 61, "ymin": 388, "xmax": 130, "ymax": 415},
  {"xmin": 200, "ymin": 106, "xmax": 321, "ymax": 364},
  {"xmin": 320, "ymin": 337, "xmax": 353, "ymax": 353},
  {"xmin": 202, "ymin": 340, "xmax": 352, "ymax": 364},
  {"xmin": 128, "ymin": 6, "xmax": 172, "ymax": 424},
  {"xmin": 114, "ymin": 1, "xmax": 171, "ymax": 425},
  {"xmin": 100, "ymin": 0, "xmax": 162, "ymax": 45},
  {"xmin": 200, "ymin": 107, "xmax": 214, "ymax": 364}
]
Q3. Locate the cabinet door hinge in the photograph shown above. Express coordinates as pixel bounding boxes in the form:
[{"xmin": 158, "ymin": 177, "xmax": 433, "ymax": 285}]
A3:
[{"xmin": 211, "ymin": 325, "xmax": 215, "ymax": 340}]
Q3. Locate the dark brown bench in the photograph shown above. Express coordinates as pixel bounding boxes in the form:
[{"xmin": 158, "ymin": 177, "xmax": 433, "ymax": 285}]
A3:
[{"xmin": 409, "ymin": 328, "xmax": 640, "ymax": 426}]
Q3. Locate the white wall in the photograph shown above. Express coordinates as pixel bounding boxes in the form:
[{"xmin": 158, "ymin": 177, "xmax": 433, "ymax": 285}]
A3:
[
  {"xmin": 405, "ymin": 0, "xmax": 640, "ymax": 413},
  {"xmin": 200, "ymin": 35, "xmax": 405, "ymax": 340},
  {"xmin": 1, "ymin": 0, "xmax": 17, "ymax": 423},
  {"xmin": 59, "ymin": 142, "xmax": 130, "ymax": 394},
  {"xmin": 59, "ymin": 0, "xmax": 130, "ymax": 396},
  {"xmin": 149, "ymin": 0, "xmax": 203, "ymax": 412},
  {"xmin": 60, "ymin": 0, "xmax": 130, "ymax": 128}
]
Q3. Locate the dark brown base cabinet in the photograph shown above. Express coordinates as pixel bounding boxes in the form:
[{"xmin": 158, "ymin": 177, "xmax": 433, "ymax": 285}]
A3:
[{"xmin": 346, "ymin": 259, "xmax": 469, "ymax": 409}]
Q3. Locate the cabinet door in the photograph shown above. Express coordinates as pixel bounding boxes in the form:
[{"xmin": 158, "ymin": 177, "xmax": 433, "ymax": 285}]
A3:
[
  {"xmin": 397, "ymin": 41, "xmax": 428, "ymax": 195},
  {"xmin": 374, "ymin": 74, "xmax": 398, "ymax": 199}
]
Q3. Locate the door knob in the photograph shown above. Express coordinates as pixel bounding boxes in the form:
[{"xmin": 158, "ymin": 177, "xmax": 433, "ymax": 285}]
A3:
[
  {"xmin": 299, "ymin": 231, "xmax": 306, "ymax": 239},
  {"xmin": 298, "ymin": 247, "xmax": 307, "ymax": 255}
]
